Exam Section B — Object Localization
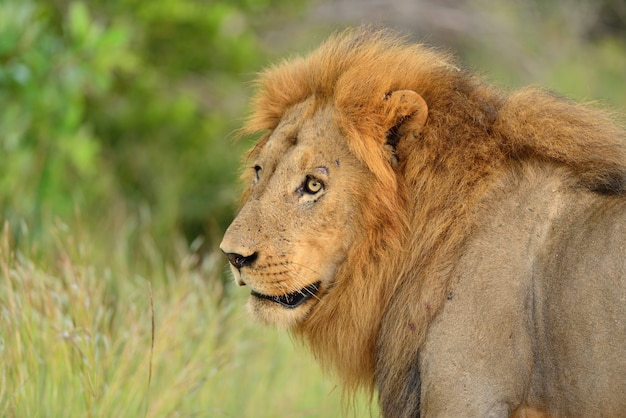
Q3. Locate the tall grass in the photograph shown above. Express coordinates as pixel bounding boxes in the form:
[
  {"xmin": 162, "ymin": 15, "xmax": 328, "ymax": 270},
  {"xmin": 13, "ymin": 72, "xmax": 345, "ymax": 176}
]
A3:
[{"xmin": 0, "ymin": 221, "xmax": 373, "ymax": 417}]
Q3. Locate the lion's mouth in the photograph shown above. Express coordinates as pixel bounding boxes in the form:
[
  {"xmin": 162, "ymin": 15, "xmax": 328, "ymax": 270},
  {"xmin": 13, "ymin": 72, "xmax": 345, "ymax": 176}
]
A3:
[{"xmin": 251, "ymin": 282, "xmax": 321, "ymax": 309}]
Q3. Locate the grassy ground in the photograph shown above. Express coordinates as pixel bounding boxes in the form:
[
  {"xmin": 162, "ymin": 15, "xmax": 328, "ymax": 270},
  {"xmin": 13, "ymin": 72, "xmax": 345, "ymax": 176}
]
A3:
[{"xmin": 0, "ymin": 221, "xmax": 373, "ymax": 417}]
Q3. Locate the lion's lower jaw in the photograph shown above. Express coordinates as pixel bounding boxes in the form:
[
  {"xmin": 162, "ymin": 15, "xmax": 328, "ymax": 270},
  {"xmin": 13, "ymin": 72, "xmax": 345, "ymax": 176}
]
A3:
[{"xmin": 246, "ymin": 297, "xmax": 318, "ymax": 329}]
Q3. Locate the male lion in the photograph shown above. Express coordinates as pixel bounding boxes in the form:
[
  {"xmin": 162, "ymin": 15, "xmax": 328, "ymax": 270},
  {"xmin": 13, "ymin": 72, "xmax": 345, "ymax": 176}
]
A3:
[{"xmin": 220, "ymin": 28, "xmax": 626, "ymax": 417}]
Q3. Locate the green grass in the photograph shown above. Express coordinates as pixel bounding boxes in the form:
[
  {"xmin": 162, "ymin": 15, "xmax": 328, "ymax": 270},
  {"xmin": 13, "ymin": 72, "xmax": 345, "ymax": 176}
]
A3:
[{"xmin": 0, "ymin": 221, "xmax": 374, "ymax": 417}]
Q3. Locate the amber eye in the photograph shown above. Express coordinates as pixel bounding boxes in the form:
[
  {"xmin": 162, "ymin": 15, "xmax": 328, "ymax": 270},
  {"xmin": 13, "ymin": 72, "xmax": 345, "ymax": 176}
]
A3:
[{"xmin": 304, "ymin": 177, "xmax": 323, "ymax": 194}]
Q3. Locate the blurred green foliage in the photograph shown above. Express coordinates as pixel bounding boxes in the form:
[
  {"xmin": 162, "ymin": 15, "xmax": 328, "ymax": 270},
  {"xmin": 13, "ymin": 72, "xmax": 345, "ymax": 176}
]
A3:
[
  {"xmin": 2, "ymin": 0, "xmax": 624, "ymax": 255},
  {"xmin": 0, "ymin": 0, "xmax": 301, "ymax": 247},
  {"xmin": 1, "ymin": 1, "xmax": 121, "ymax": 232}
]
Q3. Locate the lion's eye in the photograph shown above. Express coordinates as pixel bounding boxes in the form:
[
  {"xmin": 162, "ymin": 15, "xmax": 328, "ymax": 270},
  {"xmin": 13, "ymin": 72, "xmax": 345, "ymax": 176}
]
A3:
[
  {"xmin": 304, "ymin": 177, "xmax": 323, "ymax": 194},
  {"xmin": 253, "ymin": 165, "xmax": 262, "ymax": 181}
]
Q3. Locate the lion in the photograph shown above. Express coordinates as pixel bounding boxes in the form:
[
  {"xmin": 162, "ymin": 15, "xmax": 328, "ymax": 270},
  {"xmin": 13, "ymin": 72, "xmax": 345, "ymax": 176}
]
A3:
[{"xmin": 220, "ymin": 28, "xmax": 626, "ymax": 417}]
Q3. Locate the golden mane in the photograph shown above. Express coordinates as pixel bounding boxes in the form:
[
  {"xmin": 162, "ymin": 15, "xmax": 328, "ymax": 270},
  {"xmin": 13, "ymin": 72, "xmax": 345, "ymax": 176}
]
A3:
[{"xmin": 242, "ymin": 27, "xmax": 626, "ymax": 399}]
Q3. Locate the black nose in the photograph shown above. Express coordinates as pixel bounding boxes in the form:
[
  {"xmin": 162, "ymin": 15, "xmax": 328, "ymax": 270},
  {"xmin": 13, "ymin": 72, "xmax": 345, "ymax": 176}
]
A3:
[{"xmin": 225, "ymin": 252, "xmax": 258, "ymax": 270}]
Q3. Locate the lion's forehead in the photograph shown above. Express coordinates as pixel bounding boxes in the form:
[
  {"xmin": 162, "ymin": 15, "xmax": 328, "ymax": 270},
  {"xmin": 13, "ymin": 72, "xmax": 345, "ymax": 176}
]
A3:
[{"xmin": 257, "ymin": 103, "xmax": 349, "ymax": 175}]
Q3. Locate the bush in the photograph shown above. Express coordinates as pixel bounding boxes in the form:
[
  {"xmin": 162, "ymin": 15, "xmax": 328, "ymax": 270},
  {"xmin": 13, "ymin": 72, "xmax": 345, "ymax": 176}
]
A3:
[{"xmin": 0, "ymin": 1, "xmax": 129, "ymax": 235}]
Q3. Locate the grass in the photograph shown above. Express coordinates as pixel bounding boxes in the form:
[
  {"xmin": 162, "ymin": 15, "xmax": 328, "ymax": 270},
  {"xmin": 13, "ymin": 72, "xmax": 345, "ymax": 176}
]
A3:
[{"xmin": 0, "ymin": 220, "xmax": 374, "ymax": 417}]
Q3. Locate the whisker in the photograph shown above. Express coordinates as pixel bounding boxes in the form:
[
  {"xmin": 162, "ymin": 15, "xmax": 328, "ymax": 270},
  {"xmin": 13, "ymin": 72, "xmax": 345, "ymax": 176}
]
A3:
[
  {"xmin": 281, "ymin": 263, "xmax": 323, "ymax": 302},
  {"xmin": 281, "ymin": 264, "xmax": 311, "ymax": 287},
  {"xmin": 284, "ymin": 261, "xmax": 322, "ymax": 276},
  {"xmin": 249, "ymin": 260, "xmax": 323, "ymax": 303}
]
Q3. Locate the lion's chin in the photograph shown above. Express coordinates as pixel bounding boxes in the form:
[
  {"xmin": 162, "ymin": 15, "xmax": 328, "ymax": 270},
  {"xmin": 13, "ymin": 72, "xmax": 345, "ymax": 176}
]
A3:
[{"xmin": 246, "ymin": 282, "xmax": 321, "ymax": 327}]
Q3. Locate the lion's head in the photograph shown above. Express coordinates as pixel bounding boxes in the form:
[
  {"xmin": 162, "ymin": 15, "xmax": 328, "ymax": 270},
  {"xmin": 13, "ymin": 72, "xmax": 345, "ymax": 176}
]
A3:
[
  {"xmin": 221, "ymin": 28, "xmax": 626, "ymax": 399},
  {"xmin": 220, "ymin": 89, "xmax": 428, "ymax": 328},
  {"xmin": 220, "ymin": 99, "xmax": 374, "ymax": 326}
]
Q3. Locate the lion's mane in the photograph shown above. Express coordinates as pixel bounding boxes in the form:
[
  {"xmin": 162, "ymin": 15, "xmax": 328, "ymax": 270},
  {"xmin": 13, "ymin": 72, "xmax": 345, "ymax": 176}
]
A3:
[{"xmin": 242, "ymin": 27, "xmax": 626, "ymax": 401}]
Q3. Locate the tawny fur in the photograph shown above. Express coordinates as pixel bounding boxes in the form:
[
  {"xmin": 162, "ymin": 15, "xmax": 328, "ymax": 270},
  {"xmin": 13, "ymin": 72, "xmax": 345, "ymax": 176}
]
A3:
[{"xmin": 233, "ymin": 27, "xmax": 626, "ymax": 415}]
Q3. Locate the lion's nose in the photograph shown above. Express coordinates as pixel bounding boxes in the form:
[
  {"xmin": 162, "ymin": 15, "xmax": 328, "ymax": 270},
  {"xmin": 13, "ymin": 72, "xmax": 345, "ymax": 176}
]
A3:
[{"xmin": 224, "ymin": 251, "xmax": 258, "ymax": 270}]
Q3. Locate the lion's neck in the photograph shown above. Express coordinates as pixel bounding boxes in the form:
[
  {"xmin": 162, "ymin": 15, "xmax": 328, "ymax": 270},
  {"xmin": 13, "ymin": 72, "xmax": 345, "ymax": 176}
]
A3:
[{"xmin": 293, "ymin": 224, "xmax": 407, "ymax": 394}]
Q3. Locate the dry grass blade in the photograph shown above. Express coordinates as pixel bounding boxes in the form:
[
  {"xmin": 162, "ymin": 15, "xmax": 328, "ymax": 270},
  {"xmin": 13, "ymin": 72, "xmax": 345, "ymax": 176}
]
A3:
[{"xmin": 144, "ymin": 281, "xmax": 155, "ymax": 418}]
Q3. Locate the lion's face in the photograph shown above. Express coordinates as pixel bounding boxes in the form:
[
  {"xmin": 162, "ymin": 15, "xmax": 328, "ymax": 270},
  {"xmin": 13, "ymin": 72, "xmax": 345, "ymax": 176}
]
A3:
[{"xmin": 220, "ymin": 101, "xmax": 371, "ymax": 327}]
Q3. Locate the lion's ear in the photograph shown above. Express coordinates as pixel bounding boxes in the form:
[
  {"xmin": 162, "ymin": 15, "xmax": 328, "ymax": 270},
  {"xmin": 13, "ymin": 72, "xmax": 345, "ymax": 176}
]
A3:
[{"xmin": 382, "ymin": 90, "xmax": 428, "ymax": 167}]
